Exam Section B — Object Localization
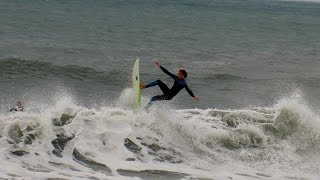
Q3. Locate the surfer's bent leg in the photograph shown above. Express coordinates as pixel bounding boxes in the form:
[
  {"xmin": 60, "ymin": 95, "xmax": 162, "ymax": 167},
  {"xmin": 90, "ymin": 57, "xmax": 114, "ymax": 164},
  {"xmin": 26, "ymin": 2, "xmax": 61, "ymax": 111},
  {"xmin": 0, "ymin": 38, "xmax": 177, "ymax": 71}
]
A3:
[
  {"xmin": 145, "ymin": 94, "xmax": 173, "ymax": 109},
  {"xmin": 145, "ymin": 80, "xmax": 170, "ymax": 94},
  {"xmin": 145, "ymin": 95, "xmax": 165, "ymax": 109}
]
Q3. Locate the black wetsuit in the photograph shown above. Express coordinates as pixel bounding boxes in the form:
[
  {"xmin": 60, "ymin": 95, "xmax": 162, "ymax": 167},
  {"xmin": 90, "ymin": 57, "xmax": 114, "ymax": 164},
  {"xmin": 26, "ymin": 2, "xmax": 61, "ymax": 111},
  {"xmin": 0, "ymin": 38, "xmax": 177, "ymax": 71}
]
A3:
[{"xmin": 145, "ymin": 66, "xmax": 195, "ymax": 108}]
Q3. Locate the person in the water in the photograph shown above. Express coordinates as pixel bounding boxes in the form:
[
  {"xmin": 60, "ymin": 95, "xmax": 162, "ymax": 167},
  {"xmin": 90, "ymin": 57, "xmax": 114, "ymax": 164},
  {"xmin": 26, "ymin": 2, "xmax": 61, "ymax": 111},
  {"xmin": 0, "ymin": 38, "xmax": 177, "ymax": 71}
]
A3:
[
  {"xmin": 141, "ymin": 61, "xmax": 199, "ymax": 108},
  {"xmin": 9, "ymin": 101, "xmax": 24, "ymax": 112}
]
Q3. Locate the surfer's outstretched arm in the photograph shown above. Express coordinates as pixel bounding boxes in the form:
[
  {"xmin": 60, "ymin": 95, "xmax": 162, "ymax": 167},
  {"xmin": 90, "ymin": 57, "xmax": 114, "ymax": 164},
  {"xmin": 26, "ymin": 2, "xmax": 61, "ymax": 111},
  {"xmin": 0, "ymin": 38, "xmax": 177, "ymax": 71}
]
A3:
[
  {"xmin": 185, "ymin": 85, "xmax": 195, "ymax": 97},
  {"xmin": 159, "ymin": 66, "xmax": 175, "ymax": 78},
  {"xmin": 185, "ymin": 85, "xmax": 200, "ymax": 101},
  {"xmin": 154, "ymin": 61, "xmax": 176, "ymax": 79}
]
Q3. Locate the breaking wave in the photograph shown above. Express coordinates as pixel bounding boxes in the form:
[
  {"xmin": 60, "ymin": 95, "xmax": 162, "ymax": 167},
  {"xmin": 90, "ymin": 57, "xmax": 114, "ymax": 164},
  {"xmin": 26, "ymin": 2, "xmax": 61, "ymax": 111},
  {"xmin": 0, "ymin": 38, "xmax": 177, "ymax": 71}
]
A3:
[{"xmin": 0, "ymin": 90, "xmax": 319, "ymax": 179}]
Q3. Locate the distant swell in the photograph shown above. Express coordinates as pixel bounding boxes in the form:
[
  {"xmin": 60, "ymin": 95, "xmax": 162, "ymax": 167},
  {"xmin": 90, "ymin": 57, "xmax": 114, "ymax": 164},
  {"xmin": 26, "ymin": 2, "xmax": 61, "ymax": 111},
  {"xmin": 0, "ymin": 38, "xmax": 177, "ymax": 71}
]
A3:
[{"xmin": 0, "ymin": 58, "xmax": 122, "ymax": 85}]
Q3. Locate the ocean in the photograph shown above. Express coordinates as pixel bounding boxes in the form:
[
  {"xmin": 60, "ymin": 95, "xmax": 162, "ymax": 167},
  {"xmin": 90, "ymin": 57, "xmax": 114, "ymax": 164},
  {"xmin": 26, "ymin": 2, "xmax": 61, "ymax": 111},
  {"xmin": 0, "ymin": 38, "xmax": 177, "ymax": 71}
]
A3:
[{"xmin": 0, "ymin": 0, "xmax": 320, "ymax": 179}]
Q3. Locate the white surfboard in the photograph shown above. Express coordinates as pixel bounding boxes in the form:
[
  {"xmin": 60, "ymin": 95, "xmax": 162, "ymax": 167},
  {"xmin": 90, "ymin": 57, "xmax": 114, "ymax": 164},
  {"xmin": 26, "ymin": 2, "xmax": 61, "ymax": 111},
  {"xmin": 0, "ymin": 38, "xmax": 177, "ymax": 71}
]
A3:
[{"xmin": 132, "ymin": 58, "xmax": 141, "ymax": 108}]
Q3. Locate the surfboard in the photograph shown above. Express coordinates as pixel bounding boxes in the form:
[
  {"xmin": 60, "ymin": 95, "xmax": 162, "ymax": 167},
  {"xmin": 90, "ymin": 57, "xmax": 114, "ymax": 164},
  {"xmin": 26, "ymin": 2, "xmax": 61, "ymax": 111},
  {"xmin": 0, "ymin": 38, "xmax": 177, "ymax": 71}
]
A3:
[{"xmin": 132, "ymin": 58, "xmax": 141, "ymax": 108}]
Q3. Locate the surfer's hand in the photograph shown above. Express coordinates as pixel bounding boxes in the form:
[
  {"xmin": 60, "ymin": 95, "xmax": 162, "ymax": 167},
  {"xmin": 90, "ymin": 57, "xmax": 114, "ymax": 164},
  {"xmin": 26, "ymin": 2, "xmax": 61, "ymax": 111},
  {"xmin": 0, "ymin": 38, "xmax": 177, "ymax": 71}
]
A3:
[
  {"xmin": 193, "ymin": 96, "xmax": 200, "ymax": 101},
  {"xmin": 154, "ymin": 61, "xmax": 160, "ymax": 67}
]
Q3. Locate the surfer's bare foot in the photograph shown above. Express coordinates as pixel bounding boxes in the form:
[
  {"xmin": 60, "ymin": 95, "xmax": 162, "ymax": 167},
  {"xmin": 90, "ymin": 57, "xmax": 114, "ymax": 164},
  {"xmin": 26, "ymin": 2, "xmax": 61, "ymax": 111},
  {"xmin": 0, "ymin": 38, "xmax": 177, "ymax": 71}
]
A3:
[{"xmin": 140, "ymin": 83, "xmax": 146, "ymax": 89}]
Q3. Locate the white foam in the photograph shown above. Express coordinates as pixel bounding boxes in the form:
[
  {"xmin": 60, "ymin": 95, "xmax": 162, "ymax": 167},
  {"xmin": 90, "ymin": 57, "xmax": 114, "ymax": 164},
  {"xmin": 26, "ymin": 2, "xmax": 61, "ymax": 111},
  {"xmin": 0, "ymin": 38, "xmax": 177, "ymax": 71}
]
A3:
[{"xmin": 0, "ymin": 91, "xmax": 319, "ymax": 179}]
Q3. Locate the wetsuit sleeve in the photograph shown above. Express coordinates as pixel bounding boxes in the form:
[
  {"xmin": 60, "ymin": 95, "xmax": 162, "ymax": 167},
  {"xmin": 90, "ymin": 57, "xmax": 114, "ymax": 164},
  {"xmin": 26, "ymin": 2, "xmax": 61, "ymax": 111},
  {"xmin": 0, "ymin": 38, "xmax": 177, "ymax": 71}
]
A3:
[
  {"xmin": 185, "ymin": 85, "xmax": 195, "ymax": 97},
  {"xmin": 160, "ymin": 66, "xmax": 176, "ymax": 79}
]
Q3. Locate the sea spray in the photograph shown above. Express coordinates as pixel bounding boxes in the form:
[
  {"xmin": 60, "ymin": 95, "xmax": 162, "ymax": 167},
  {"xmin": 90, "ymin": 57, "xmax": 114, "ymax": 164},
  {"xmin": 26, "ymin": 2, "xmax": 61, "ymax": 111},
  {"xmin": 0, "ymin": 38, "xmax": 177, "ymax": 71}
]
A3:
[{"xmin": 0, "ymin": 92, "xmax": 319, "ymax": 179}]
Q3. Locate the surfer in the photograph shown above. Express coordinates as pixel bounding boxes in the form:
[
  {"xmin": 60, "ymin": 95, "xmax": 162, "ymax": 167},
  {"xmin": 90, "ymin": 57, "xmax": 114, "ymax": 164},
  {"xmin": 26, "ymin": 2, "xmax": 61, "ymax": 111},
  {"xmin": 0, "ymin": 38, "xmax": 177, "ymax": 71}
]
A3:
[
  {"xmin": 141, "ymin": 61, "xmax": 199, "ymax": 109},
  {"xmin": 9, "ymin": 101, "xmax": 24, "ymax": 112}
]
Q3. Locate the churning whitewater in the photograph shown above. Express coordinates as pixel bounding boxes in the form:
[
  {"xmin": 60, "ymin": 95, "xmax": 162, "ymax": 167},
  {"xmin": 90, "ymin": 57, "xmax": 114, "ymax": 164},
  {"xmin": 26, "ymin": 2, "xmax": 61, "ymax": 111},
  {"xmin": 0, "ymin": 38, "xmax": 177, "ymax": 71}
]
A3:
[{"xmin": 0, "ymin": 90, "xmax": 319, "ymax": 179}]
